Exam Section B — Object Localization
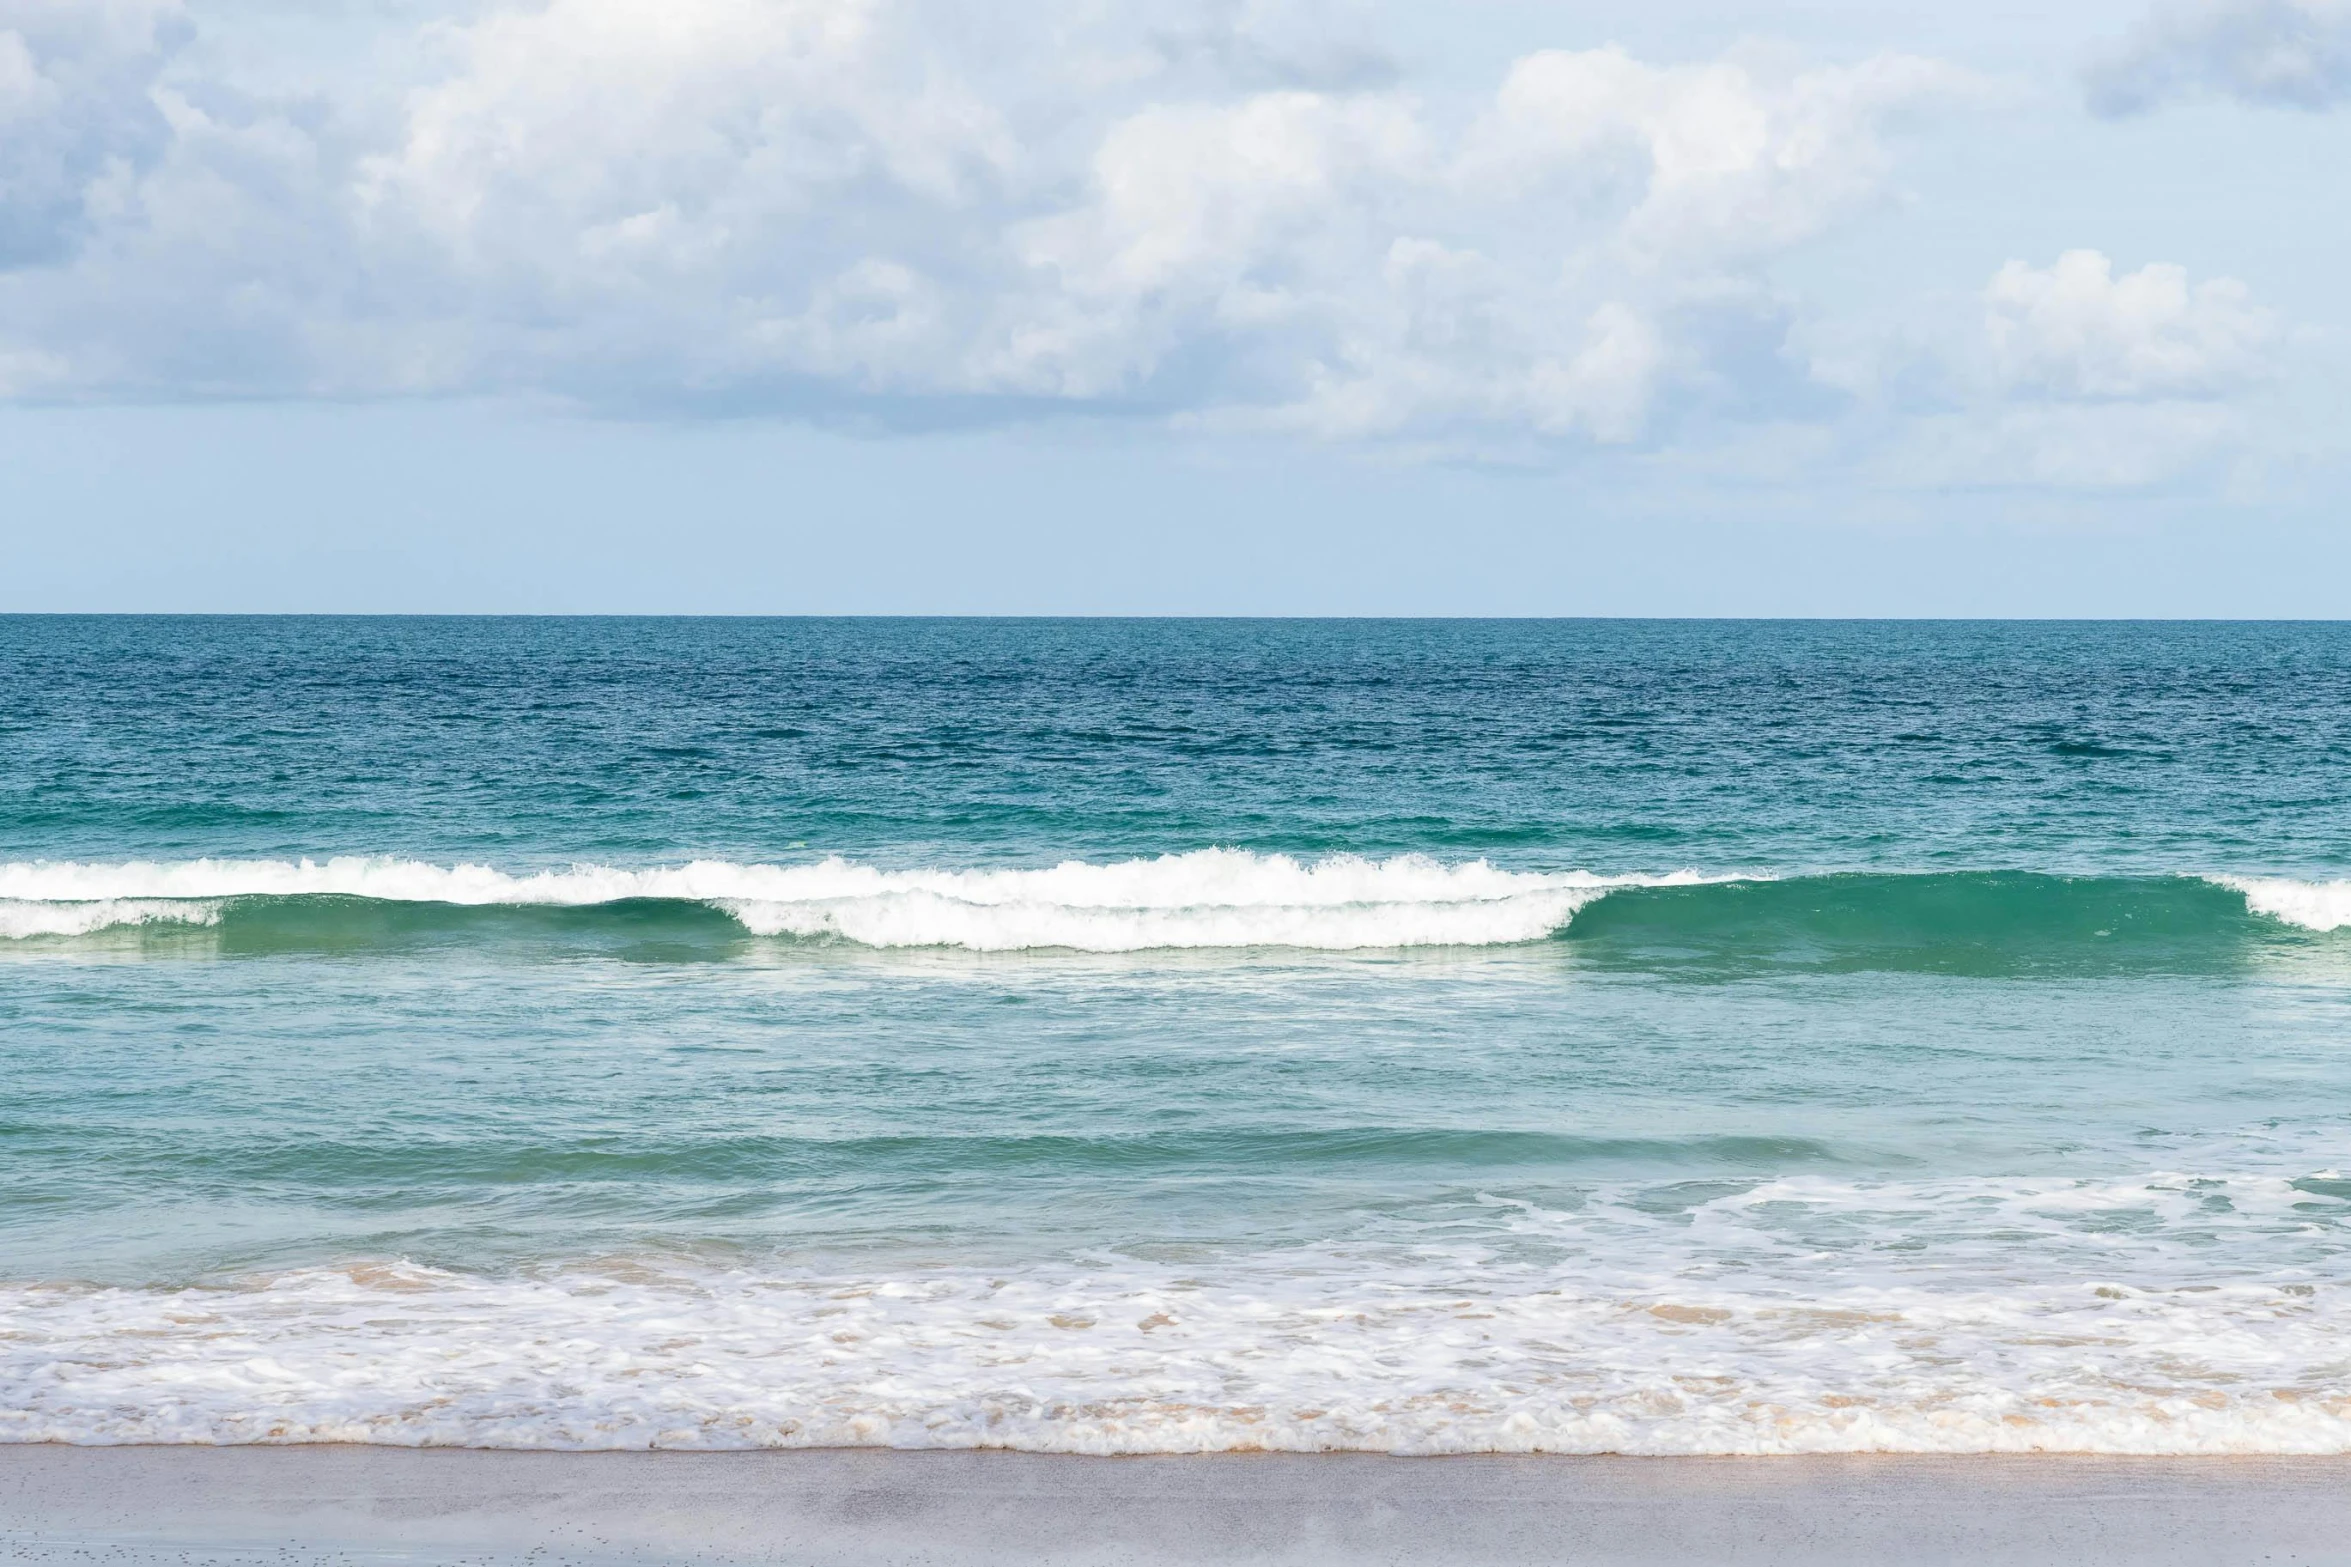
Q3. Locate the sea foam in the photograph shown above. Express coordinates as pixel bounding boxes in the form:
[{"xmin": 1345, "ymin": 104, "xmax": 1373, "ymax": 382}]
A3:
[{"xmin": 4, "ymin": 1231, "xmax": 2345, "ymax": 1454}]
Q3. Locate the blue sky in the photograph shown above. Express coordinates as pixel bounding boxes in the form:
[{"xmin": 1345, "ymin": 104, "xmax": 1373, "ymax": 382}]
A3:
[{"xmin": 5, "ymin": 0, "xmax": 2350, "ymax": 613}]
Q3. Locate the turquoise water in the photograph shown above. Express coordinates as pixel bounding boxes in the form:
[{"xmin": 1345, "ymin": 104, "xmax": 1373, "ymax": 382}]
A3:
[{"xmin": 2, "ymin": 617, "xmax": 2349, "ymax": 1452}]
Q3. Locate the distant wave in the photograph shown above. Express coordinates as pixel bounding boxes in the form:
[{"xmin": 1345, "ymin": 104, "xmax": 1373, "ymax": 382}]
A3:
[{"xmin": 2, "ymin": 854, "xmax": 2347, "ymax": 951}]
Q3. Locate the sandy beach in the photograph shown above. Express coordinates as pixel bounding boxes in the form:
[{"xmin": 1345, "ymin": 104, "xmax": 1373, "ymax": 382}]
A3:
[{"xmin": 1, "ymin": 1447, "xmax": 2347, "ymax": 1566}]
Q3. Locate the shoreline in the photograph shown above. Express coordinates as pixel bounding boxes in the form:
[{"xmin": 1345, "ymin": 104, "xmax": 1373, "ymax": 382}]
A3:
[{"xmin": 6, "ymin": 1446, "xmax": 2351, "ymax": 1565}]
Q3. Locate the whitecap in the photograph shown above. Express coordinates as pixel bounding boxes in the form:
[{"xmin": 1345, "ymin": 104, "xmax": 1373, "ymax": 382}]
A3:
[
  {"xmin": 0, "ymin": 899, "xmax": 222, "ymax": 940},
  {"xmin": 2210, "ymin": 875, "xmax": 2351, "ymax": 932}
]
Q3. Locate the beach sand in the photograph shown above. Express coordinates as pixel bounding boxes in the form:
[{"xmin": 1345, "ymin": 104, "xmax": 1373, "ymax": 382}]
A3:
[{"xmin": 4, "ymin": 1447, "xmax": 2349, "ymax": 1565}]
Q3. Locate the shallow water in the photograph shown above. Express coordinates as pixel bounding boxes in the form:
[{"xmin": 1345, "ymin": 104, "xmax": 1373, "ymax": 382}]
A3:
[{"xmin": 3, "ymin": 617, "xmax": 2349, "ymax": 1452}]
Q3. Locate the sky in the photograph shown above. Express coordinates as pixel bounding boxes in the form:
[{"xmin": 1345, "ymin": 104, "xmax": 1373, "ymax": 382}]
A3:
[{"xmin": 4, "ymin": 0, "xmax": 2351, "ymax": 614}]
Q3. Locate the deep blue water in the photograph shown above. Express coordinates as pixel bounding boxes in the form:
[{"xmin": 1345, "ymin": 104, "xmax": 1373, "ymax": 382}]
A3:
[{"xmin": 10, "ymin": 616, "xmax": 2350, "ymax": 870}]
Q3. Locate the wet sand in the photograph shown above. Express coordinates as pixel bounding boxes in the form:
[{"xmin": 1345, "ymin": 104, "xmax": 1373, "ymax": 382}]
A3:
[{"xmin": 4, "ymin": 1446, "xmax": 2351, "ymax": 1565}]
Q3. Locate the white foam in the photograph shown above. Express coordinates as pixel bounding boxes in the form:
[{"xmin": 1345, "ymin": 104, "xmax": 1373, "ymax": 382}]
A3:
[
  {"xmin": 2214, "ymin": 876, "xmax": 2351, "ymax": 932},
  {"xmin": 3, "ymin": 1248, "xmax": 2346, "ymax": 1454},
  {"xmin": 2, "ymin": 1145, "xmax": 2345, "ymax": 1453},
  {"xmin": 0, "ymin": 852, "xmax": 1698, "ymax": 951},
  {"xmin": 0, "ymin": 899, "xmax": 222, "ymax": 940}
]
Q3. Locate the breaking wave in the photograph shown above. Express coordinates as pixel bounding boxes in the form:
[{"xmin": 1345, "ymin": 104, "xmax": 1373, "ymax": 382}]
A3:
[
  {"xmin": 2214, "ymin": 875, "xmax": 2351, "ymax": 933},
  {"xmin": 0, "ymin": 852, "xmax": 1690, "ymax": 952},
  {"xmin": 1, "ymin": 854, "xmax": 2347, "ymax": 953},
  {"xmin": 0, "ymin": 898, "xmax": 224, "ymax": 940}
]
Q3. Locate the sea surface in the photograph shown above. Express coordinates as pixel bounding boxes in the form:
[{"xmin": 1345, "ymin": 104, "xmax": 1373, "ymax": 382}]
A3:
[{"xmin": 3, "ymin": 616, "xmax": 2350, "ymax": 1454}]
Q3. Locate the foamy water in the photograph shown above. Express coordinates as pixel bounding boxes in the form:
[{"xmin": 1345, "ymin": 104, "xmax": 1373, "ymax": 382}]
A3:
[
  {"xmin": 8, "ymin": 1158, "xmax": 2345, "ymax": 1454},
  {"xmin": 9, "ymin": 1260, "xmax": 2343, "ymax": 1453}
]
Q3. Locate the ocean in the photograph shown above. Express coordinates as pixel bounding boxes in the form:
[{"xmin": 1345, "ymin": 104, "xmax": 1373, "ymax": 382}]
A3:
[{"xmin": 2, "ymin": 616, "xmax": 2348, "ymax": 1455}]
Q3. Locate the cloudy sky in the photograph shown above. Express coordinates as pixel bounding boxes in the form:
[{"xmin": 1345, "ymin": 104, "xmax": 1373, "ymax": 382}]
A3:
[{"xmin": 6, "ymin": 0, "xmax": 2351, "ymax": 612}]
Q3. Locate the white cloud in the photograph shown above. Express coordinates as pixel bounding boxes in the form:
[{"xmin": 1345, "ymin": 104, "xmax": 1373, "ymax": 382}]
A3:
[
  {"xmin": 0, "ymin": 0, "xmax": 1980, "ymax": 452},
  {"xmin": 0, "ymin": 0, "xmax": 2299, "ymax": 492},
  {"xmin": 367, "ymin": 0, "xmax": 1018, "ymax": 244},
  {"xmin": 1000, "ymin": 43, "xmax": 1967, "ymax": 443},
  {"xmin": 1847, "ymin": 251, "xmax": 2283, "ymax": 490},
  {"xmin": 2087, "ymin": 0, "xmax": 2351, "ymax": 114},
  {"xmin": 1466, "ymin": 48, "xmax": 1956, "ymax": 263},
  {"xmin": 1893, "ymin": 402, "xmax": 2251, "ymax": 490},
  {"xmin": 0, "ymin": 0, "xmax": 185, "ymax": 265},
  {"xmin": 1984, "ymin": 249, "xmax": 2277, "ymax": 400}
]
